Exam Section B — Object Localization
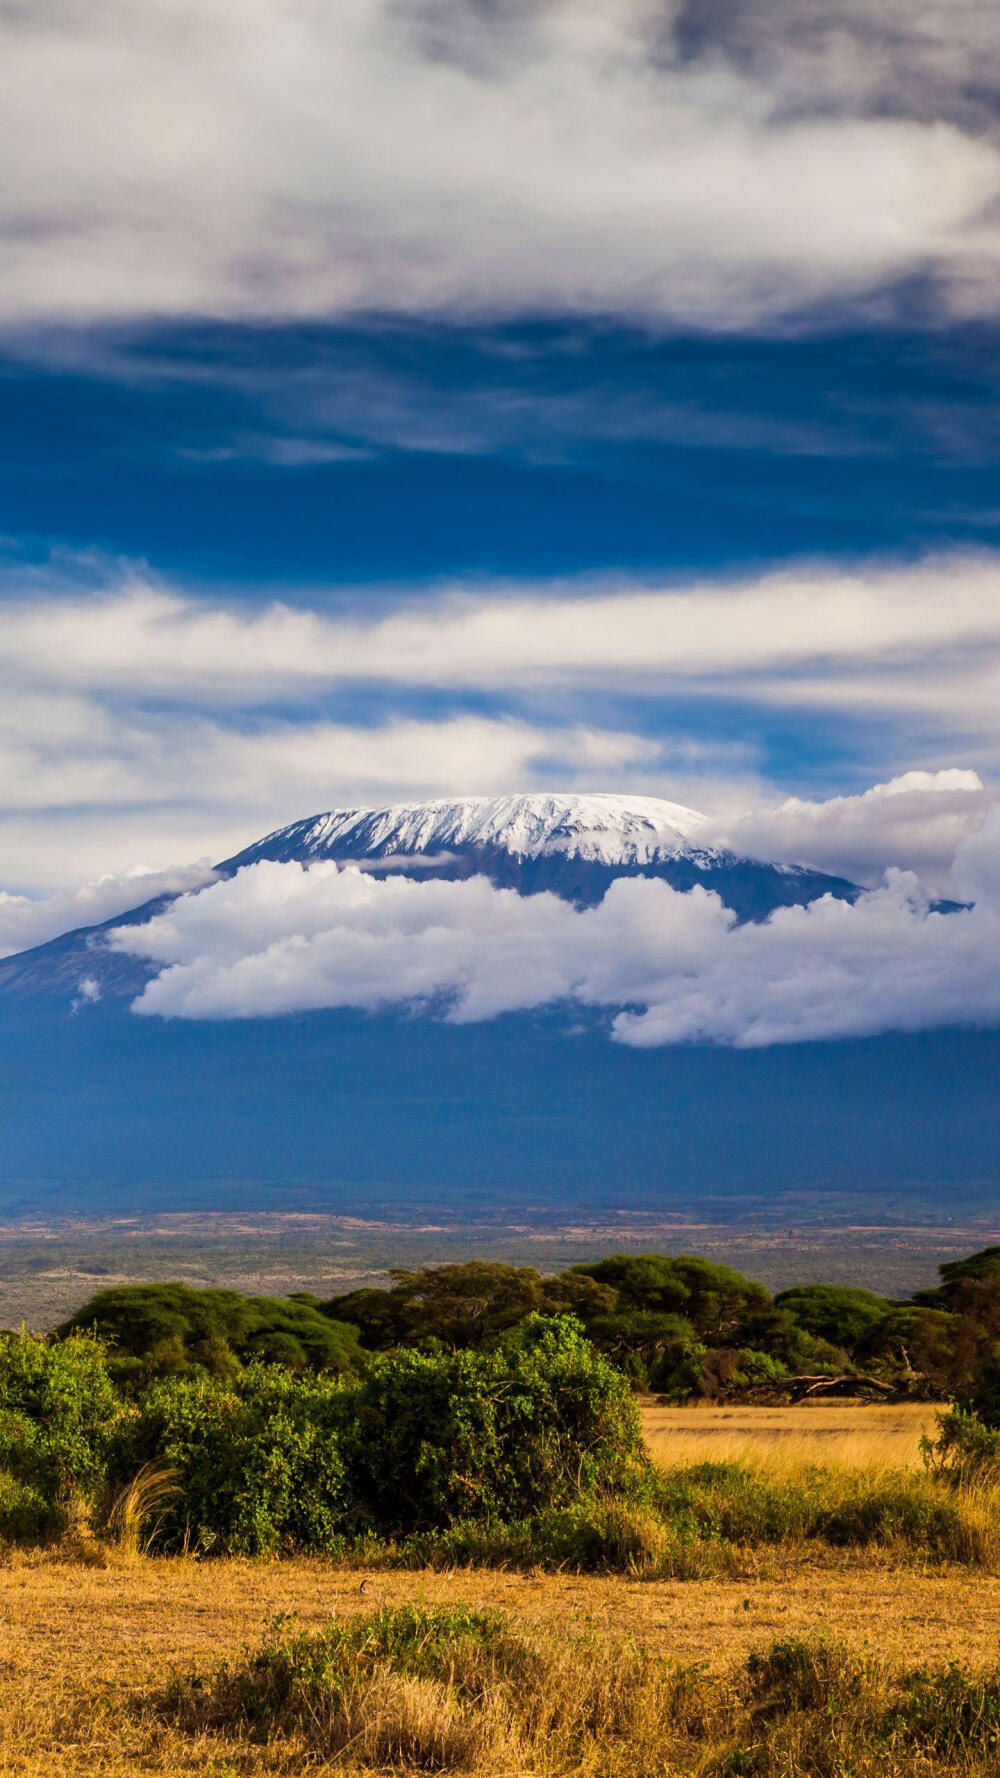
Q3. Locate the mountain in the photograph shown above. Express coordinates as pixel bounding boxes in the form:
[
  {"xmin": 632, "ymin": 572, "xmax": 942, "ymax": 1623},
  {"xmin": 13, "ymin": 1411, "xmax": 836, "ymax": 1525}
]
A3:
[
  {"xmin": 0, "ymin": 792, "xmax": 996, "ymax": 1219},
  {"xmin": 222, "ymin": 791, "xmax": 858, "ymax": 913},
  {"xmin": 0, "ymin": 792, "xmax": 859, "ymax": 1009}
]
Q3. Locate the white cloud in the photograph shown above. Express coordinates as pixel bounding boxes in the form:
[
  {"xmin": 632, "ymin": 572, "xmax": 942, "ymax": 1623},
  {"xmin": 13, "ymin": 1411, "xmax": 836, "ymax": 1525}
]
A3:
[
  {"xmin": 612, "ymin": 871, "xmax": 1000, "ymax": 1048},
  {"xmin": 4, "ymin": 557, "xmax": 1000, "ymax": 719},
  {"xmin": 0, "ymin": 695, "xmax": 677, "ymax": 888},
  {"xmin": 0, "ymin": 0, "xmax": 998, "ymax": 331},
  {"xmin": 707, "ymin": 769, "xmax": 999, "ymax": 892},
  {"xmin": 109, "ymin": 836, "xmax": 1000, "ymax": 1047},
  {"xmin": 4, "ymin": 552, "xmax": 1000, "ymax": 888},
  {"xmin": 0, "ymin": 861, "xmax": 215, "ymax": 958}
]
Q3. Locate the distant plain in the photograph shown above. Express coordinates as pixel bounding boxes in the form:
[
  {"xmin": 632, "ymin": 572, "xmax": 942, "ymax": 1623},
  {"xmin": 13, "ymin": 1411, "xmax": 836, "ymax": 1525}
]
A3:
[{"xmin": 2, "ymin": 1207, "xmax": 999, "ymax": 1329}]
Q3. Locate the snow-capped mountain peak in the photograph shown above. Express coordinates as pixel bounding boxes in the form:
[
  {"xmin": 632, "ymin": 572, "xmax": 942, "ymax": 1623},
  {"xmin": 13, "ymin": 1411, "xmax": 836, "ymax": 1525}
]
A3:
[
  {"xmin": 229, "ymin": 792, "xmax": 713, "ymax": 871},
  {"xmin": 0, "ymin": 791, "xmax": 862, "ymax": 1005}
]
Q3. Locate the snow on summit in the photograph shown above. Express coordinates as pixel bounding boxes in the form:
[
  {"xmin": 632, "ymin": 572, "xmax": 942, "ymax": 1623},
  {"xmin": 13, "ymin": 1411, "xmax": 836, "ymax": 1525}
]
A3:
[{"xmin": 241, "ymin": 793, "xmax": 713, "ymax": 869}]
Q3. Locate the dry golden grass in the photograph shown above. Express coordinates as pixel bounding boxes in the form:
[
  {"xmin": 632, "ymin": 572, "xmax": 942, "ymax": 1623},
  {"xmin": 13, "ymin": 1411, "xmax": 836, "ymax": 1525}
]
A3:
[
  {"xmin": 0, "ymin": 1404, "xmax": 984, "ymax": 1774},
  {"xmin": 0, "ymin": 1552, "xmax": 996, "ymax": 1773},
  {"xmin": 641, "ymin": 1398, "xmax": 942, "ymax": 1472}
]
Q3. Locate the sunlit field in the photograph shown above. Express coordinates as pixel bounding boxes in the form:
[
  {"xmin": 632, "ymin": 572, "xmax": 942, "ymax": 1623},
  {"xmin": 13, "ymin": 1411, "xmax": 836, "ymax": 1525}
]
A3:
[
  {"xmin": 3, "ymin": 1554, "xmax": 1000, "ymax": 1775},
  {"xmin": 641, "ymin": 1400, "xmax": 943, "ymax": 1472},
  {"xmin": 0, "ymin": 1403, "xmax": 994, "ymax": 1773}
]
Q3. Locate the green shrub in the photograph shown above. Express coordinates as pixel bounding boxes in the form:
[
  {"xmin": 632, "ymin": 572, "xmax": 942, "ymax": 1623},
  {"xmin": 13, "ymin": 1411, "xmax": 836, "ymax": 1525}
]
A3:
[
  {"xmin": 113, "ymin": 1364, "xmax": 349, "ymax": 1554},
  {"xmin": 340, "ymin": 1314, "xmax": 647, "ymax": 1535},
  {"xmin": 923, "ymin": 1405, "xmax": 1000, "ymax": 1478},
  {"xmin": 108, "ymin": 1315, "xmax": 645, "ymax": 1554},
  {"xmin": 162, "ymin": 1602, "xmax": 670, "ymax": 1774},
  {"xmin": 0, "ymin": 1331, "xmax": 120, "ymax": 1535}
]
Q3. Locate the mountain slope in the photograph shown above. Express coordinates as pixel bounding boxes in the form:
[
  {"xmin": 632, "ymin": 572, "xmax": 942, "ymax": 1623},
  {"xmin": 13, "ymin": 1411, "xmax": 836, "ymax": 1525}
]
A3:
[
  {"xmin": 222, "ymin": 792, "xmax": 858, "ymax": 915},
  {"xmin": 0, "ymin": 792, "xmax": 859, "ymax": 1009}
]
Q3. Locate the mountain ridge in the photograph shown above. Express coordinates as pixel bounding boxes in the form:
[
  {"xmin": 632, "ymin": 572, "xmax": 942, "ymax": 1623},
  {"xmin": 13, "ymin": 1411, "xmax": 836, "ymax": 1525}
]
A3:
[
  {"xmin": 0, "ymin": 791, "xmax": 860, "ymax": 1009},
  {"xmin": 223, "ymin": 792, "xmax": 714, "ymax": 870}
]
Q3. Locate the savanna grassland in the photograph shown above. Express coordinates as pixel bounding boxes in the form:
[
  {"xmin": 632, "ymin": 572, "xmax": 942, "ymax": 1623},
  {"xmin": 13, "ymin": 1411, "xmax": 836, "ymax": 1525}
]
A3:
[
  {"xmin": 642, "ymin": 1398, "xmax": 941, "ymax": 1469},
  {"xmin": 4, "ymin": 1250, "xmax": 1000, "ymax": 1774},
  {"xmin": 4, "ymin": 1540, "xmax": 1000, "ymax": 1777},
  {"xmin": 2, "ymin": 1401, "xmax": 1000, "ymax": 1777}
]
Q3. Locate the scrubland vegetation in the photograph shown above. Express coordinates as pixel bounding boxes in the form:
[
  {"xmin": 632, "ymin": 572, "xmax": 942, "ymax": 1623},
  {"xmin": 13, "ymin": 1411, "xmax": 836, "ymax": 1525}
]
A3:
[
  {"xmin": 3, "ymin": 1244, "xmax": 1000, "ymax": 1771},
  {"xmin": 8, "ymin": 1567, "xmax": 1000, "ymax": 1774}
]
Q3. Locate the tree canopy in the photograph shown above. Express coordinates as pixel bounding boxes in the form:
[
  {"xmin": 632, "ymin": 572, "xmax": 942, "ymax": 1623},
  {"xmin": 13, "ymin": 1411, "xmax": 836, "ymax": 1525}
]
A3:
[{"xmin": 59, "ymin": 1282, "xmax": 361, "ymax": 1384}]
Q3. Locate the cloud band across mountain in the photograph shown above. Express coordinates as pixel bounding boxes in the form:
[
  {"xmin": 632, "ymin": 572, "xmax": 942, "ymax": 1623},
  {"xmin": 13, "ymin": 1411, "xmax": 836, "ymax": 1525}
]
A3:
[{"xmin": 112, "ymin": 821, "xmax": 1000, "ymax": 1047}]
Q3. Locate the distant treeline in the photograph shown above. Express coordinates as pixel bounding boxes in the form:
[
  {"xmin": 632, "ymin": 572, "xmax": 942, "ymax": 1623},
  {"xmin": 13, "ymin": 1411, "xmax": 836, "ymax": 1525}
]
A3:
[
  {"xmin": 0, "ymin": 1246, "xmax": 999, "ymax": 1561},
  {"xmin": 58, "ymin": 1244, "xmax": 1000, "ymax": 1410}
]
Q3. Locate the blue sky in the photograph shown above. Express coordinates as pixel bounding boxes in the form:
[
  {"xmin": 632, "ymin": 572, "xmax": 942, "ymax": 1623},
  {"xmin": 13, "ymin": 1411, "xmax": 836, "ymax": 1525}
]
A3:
[
  {"xmin": 5, "ymin": 320, "xmax": 1000, "ymax": 585},
  {"xmin": 2, "ymin": 0, "xmax": 1000, "ymax": 976}
]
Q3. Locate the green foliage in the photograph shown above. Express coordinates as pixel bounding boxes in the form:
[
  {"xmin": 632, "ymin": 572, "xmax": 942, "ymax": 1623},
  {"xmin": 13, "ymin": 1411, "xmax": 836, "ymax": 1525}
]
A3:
[
  {"xmin": 60, "ymin": 1282, "xmax": 361, "ymax": 1386},
  {"xmin": 105, "ymin": 1315, "xmax": 645, "ymax": 1553},
  {"xmin": 923, "ymin": 1405, "xmax": 1000, "ymax": 1479},
  {"xmin": 0, "ymin": 1331, "xmax": 119, "ymax": 1535},
  {"xmin": 904, "ymin": 1244, "xmax": 1000, "ymax": 1413},
  {"xmin": 571, "ymin": 1252, "xmax": 770, "ymax": 1339},
  {"xmin": 324, "ymin": 1261, "xmax": 616, "ymax": 1352},
  {"xmin": 340, "ymin": 1314, "xmax": 647, "ymax": 1535},
  {"xmin": 773, "ymin": 1284, "xmax": 891, "ymax": 1352},
  {"xmin": 935, "ymin": 1244, "xmax": 1000, "ymax": 1297},
  {"xmin": 114, "ymin": 1364, "xmax": 349, "ymax": 1554}
]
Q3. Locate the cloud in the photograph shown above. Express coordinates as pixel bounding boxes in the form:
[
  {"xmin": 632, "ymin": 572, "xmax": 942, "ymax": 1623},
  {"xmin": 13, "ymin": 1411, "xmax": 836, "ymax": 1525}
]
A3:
[
  {"xmin": 5, "ymin": 556, "xmax": 1000, "ymax": 712},
  {"xmin": 0, "ymin": 861, "xmax": 215, "ymax": 958},
  {"xmin": 0, "ymin": 690, "xmax": 680, "ymax": 887},
  {"xmin": 4, "ymin": 550, "xmax": 1000, "ymax": 888},
  {"xmin": 674, "ymin": 1, "xmax": 1000, "ymax": 134},
  {"xmin": 109, "ymin": 829, "xmax": 1000, "ymax": 1047},
  {"xmin": 707, "ymin": 770, "xmax": 998, "ymax": 892},
  {"xmin": 0, "ymin": 0, "xmax": 998, "ymax": 331}
]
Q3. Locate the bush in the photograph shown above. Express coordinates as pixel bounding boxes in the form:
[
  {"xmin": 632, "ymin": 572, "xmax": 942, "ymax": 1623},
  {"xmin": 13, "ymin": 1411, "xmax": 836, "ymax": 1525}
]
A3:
[
  {"xmin": 0, "ymin": 1331, "xmax": 120, "ymax": 1536},
  {"xmin": 113, "ymin": 1364, "xmax": 349, "ymax": 1554},
  {"xmin": 339, "ymin": 1314, "xmax": 648, "ymax": 1536},
  {"xmin": 160, "ymin": 1616, "xmax": 1000, "ymax": 1777},
  {"xmin": 923, "ymin": 1405, "xmax": 1000, "ymax": 1478},
  {"xmin": 107, "ymin": 1315, "xmax": 647, "ymax": 1554}
]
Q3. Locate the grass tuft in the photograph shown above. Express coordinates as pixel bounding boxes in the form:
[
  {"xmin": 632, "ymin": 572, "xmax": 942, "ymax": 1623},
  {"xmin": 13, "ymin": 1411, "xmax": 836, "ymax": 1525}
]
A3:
[
  {"xmin": 157, "ymin": 1614, "xmax": 1000, "ymax": 1776},
  {"xmin": 161, "ymin": 1601, "xmax": 671, "ymax": 1772},
  {"xmin": 104, "ymin": 1462, "xmax": 181, "ymax": 1560}
]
